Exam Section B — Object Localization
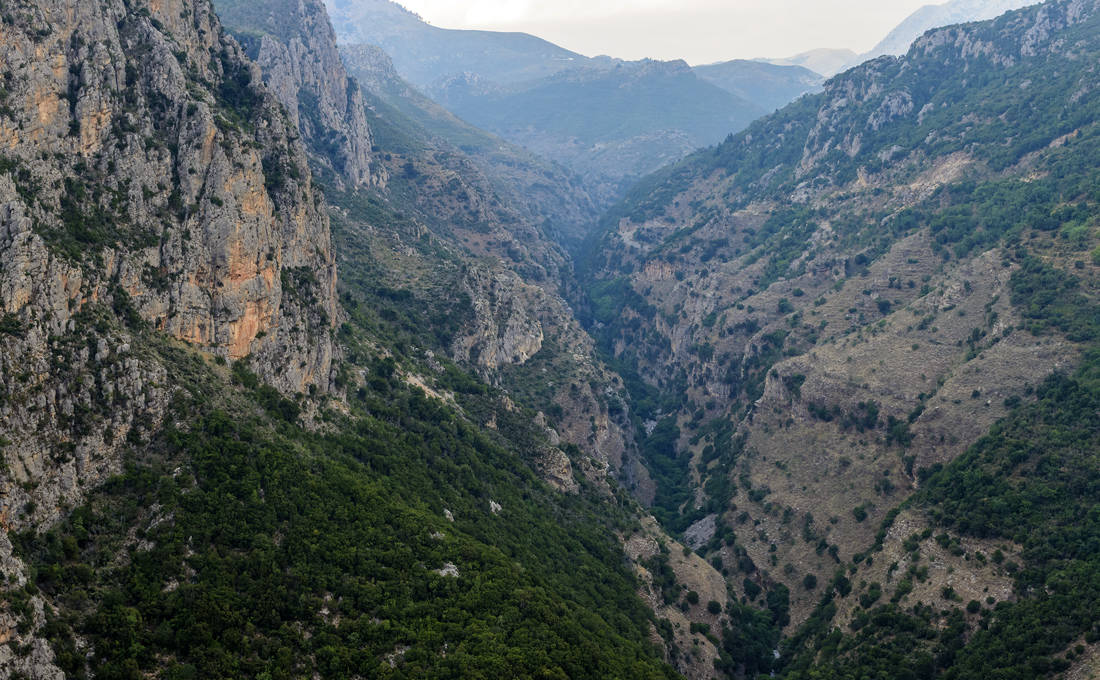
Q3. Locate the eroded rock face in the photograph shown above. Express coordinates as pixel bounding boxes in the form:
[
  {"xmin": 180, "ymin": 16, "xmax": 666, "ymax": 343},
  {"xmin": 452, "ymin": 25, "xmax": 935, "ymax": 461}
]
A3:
[
  {"xmin": 215, "ymin": 0, "xmax": 376, "ymax": 190},
  {"xmin": 0, "ymin": 0, "xmax": 337, "ymax": 395},
  {"xmin": 452, "ymin": 268, "xmax": 544, "ymax": 371},
  {"xmin": 0, "ymin": 0, "xmax": 338, "ymax": 548}
]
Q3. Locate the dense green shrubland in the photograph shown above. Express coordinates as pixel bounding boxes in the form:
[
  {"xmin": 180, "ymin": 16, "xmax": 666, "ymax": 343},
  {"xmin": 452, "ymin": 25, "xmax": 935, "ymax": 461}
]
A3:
[{"xmin": 14, "ymin": 351, "xmax": 677, "ymax": 679}]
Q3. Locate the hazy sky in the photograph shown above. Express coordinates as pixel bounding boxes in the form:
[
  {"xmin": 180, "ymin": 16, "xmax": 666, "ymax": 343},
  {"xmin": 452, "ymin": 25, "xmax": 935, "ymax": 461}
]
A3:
[{"xmin": 396, "ymin": 0, "xmax": 935, "ymax": 64}]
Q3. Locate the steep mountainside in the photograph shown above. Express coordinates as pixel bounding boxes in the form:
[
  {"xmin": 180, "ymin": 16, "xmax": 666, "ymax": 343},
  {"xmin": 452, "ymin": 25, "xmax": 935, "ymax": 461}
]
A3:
[
  {"xmin": 0, "ymin": 0, "xmax": 337, "ymax": 520},
  {"xmin": 326, "ymin": 65, "xmax": 658, "ymax": 506},
  {"xmin": 585, "ymin": 0, "xmax": 1100, "ymax": 674},
  {"xmin": 214, "ymin": 0, "xmax": 376, "ymax": 190},
  {"xmin": 215, "ymin": 0, "xmax": 641, "ymax": 505},
  {"xmin": 693, "ymin": 60, "xmax": 824, "ymax": 114},
  {"xmin": 195, "ymin": 2, "xmax": 745, "ymax": 675},
  {"xmin": 0, "ymin": 0, "xmax": 337, "ymax": 673},
  {"xmin": 430, "ymin": 60, "xmax": 764, "ymax": 190},
  {"xmin": 866, "ymin": 0, "xmax": 1038, "ymax": 57}
]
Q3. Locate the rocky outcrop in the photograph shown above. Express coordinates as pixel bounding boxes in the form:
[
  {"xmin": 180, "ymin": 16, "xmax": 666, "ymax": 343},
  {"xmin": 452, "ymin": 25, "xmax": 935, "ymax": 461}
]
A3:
[
  {"xmin": 215, "ymin": 0, "xmax": 376, "ymax": 190},
  {"xmin": 0, "ymin": 0, "xmax": 338, "ymax": 540},
  {"xmin": 452, "ymin": 269, "xmax": 545, "ymax": 371}
]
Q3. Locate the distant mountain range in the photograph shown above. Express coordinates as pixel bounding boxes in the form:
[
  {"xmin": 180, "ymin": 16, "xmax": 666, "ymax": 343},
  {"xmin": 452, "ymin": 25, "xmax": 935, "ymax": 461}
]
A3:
[
  {"xmin": 323, "ymin": 0, "xmax": 828, "ymax": 191},
  {"xmin": 424, "ymin": 59, "xmax": 765, "ymax": 190},
  {"xmin": 693, "ymin": 60, "xmax": 824, "ymax": 113},
  {"xmin": 865, "ymin": 0, "xmax": 1039, "ymax": 57},
  {"xmin": 322, "ymin": 0, "xmax": 1040, "ymax": 193},
  {"xmin": 758, "ymin": 48, "xmax": 859, "ymax": 77}
]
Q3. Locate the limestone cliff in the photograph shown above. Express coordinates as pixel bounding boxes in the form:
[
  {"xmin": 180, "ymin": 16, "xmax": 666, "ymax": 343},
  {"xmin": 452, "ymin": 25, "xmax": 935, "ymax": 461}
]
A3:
[
  {"xmin": 0, "ymin": 0, "xmax": 341, "ymax": 672},
  {"xmin": 0, "ymin": 0, "xmax": 338, "ymax": 532},
  {"xmin": 214, "ymin": 0, "xmax": 376, "ymax": 190}
]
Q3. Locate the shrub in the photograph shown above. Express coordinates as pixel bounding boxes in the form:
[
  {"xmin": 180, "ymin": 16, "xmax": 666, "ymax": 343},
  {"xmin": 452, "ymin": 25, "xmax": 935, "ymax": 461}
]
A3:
[{"xmin": 852, "ymin": 505, "xmax": 868, "ymax": 522}]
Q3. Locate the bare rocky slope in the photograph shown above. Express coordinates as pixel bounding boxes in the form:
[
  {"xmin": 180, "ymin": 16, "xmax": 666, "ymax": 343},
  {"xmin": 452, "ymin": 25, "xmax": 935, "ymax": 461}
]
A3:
[
  {"xmin": 865, "ymin": 0, "xmax": 1039, "ymax": 58},
  {"xmin": 584, "ymin": 0, "xmax": 1100, "ymax": 672}
]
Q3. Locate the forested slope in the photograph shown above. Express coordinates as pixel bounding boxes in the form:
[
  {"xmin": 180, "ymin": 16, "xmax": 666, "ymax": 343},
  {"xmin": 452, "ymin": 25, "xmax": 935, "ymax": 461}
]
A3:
[{"xmin": 8, "ymin": 330, "xmax": 680, "ymax": 679}]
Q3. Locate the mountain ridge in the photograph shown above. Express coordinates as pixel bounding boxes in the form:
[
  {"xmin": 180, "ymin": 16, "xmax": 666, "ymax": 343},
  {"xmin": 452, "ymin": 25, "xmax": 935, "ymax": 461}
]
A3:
[
  {"xmin": 694, "ymin": 60, "xmax": 824, "ymax": 114},
  {"xmin": 324, "ymin": 0, "xmax": 592, "ymax": 88},
  {"xmin": 428, "ymin": 58, "xmax": 765, "ymax": 190}
]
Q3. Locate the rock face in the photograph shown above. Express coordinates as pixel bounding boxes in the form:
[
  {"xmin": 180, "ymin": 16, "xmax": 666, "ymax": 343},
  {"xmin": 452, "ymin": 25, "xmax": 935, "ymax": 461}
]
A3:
[
  {"xmin": 452, "ymin": 269, "xmax": 545, "ymax": 370},
  {"xmin": 0, "ymin": 0, "xmax": 338, "ymax": 536},
  {"xmin": 0, "ymin": 0, "xmax": 337, "ymax": 391},
  {"xmin": 214, "ymin": 0, "xmax": 375, "ymax": 190}
]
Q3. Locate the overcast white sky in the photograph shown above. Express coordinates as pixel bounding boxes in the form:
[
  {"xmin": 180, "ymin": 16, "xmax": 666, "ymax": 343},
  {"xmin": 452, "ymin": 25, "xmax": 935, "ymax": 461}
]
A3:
[{"xmin": 395, "ymin": 0, "xmax": 935, "ymax": 64}]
